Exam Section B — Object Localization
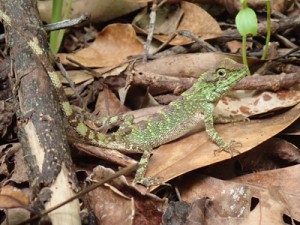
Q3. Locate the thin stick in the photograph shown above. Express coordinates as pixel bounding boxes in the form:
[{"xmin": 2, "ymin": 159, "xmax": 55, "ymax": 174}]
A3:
[{"xmin": 0, "ymin": 15, "xmax": 88, "ymax": 41}]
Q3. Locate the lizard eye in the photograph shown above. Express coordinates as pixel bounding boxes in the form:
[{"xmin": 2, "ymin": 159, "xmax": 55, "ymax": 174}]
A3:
[{"xmin": 217, "ymin": 69, "xmax": 226, "ymax": 77}]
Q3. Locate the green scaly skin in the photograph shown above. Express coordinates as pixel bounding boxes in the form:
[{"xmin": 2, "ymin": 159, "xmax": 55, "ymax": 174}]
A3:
[
  {"xmin": 0, "ymin": 9, "xmax": 247, "ymax": 185},
  {"xmin": 76, "ymin": 58, "xmax": 247, "ymax": 185}
]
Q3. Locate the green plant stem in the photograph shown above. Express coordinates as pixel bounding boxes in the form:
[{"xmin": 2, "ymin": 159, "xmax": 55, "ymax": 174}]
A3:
[
  {"xmin": 55, "ymin": 0, "xmax": 73, "ymax": 53},
  {"xmin": 50, "ymin": 0, "xmax": 63, "ymax": 53},
  {"xmin": 242, "ymin": 35, "xmax": 251, "ymax": 75},
  {"xmin": 262, "ymin": 0, "xmax": 271, "ymax": 60}
]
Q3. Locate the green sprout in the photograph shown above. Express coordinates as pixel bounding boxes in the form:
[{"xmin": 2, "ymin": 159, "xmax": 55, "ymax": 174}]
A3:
[
  {"xmin": 235, "ymin": 0, "xmax": 258, "ymax": 75},
  {"xmin": 50, "ymin": 0, "xmax": 73, "ymax": 53}
]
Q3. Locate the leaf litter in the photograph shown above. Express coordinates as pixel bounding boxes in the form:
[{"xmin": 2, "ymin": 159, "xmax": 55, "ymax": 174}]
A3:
[{"xmin": 1, "ymin": 0, "xmax": 300, "ymax": 224}]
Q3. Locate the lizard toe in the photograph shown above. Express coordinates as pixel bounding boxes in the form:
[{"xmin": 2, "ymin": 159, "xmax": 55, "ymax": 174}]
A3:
[{"xmin": 214, "ymin": 140, "xmax": 242, "ymax": 157}]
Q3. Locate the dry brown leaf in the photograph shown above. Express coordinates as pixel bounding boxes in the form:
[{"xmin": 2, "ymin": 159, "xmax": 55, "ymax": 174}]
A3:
[
  {"xmin": 246, "ymin": 190, "xmax": 290, "ymax": 225},
  {"xmin": 146, "ymin": 104, "xmax": 300, "ymax": 188},
  {"xmin": 87, "ymin": 166, "xmax": 166, "ymax": 225},
  {"xmin": 126, "ymin": 0, "xmax": 152, "ymax": 2},
  {"xmin": 0, "ymin": 186, "xmax": 29, "ymax": 208},
  {"xmin": 177, "ymin": 138, "xmax": 300, "ymax": 182},
  {"xmin": 133, "ymin": 4, "xmax": 184, "ymax": 36},
  {"xmin": 59, "ymin": 70, "xmax": 94, "ymax": 85},
  {"xmin": 249, "ymin": 0, "xmax": 293, "ymax": 13},
  {"xmin": 87, "ymin": 166, "xmax": 134, "ymax": 225},
  {"xmin": 2, "ymin": 208, "xmax": 30, "ymax": 225},
  {"xmin": 172, "ymin": 1, "xmax": 222, "ymax": 42},
  {"xmin": 226, "ymin": 40, "xmax": 253, "ymax": 53},
  {"xmin": 233, "ymin": 165, "xmax": 300, "ymax": 221},
  {"xmin": 59, "ymin": 24, "xmax": 144, "ymax": 67},
  {"xmin": 134, "ymin": 53, "xmax": 260, "ymax": 78},
  {"xmin": 38, "ymin": 0, "xmax": 145, "ymax": 23},
  {"xmin": 9, "ymin": 149, "xmax": 28, "ymax": 184},
  {"xmin": 93, "ymin": 87, "xmax": 129, "ymax": 118},
  {"xmin": 127, "ymin": 0, "xmax": 184, "ymax": 3},
  {"xmin": 282, "ymin": 118, "xmax": 300, "ymax": 135},
  {"xmin": 176, "ymin": 166, "xmax": 299, "ymax": 225},
  {"xmin": 87, "ymin": 186, "xmax": 134, "ymax": 225},
  {"xmin": 177, "ymin": 175, "xmax": 253, "ymax": 224},
  {"xmin": 219, "ymin": 0, "xmax": 293, "ymax": 14},
  {"xmin": 232, "ymin": 138, "xmax": 300, "ymax": 172},
  {"xmin": 133, "ymin": 1, "xmax": 222, "ymax": 45},
  {"xmin": 234, "ymin": 165, "xmax": 300, "ymax": 196},
  {"xmin": 216, "ymin": 89, "xmax": 300, "ymax": 118}
]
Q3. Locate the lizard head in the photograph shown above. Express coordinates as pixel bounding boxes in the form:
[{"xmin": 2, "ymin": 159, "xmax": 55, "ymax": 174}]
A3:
[{"xmin": 205, "ymin": 58, "xmax": 247, "ymax": 96}]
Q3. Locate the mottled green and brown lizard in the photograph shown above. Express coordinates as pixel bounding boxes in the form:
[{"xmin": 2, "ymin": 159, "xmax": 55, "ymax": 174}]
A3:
[
  {"xmin": 0, "ymin": 9, "xmax": 247, "ymax": 186},
  {"xmin": 55, "ymin": 57, "xmax": 247, "ymax": 186}
]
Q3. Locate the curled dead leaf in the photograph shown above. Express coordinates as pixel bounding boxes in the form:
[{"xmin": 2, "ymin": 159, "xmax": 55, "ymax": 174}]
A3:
[
  {"xmin": 38, "ymin": 0, "xmax": 145, "ymax": 23},
  {"xmin": 0, "ymin": 186, "xmax": 29, "ymax": 208},
  {"xmin": 133, "ymin": 1, "xmax": 222, "ymax": 45},
  {"xmin": 59, "ymin": 24, "xmax": 144, "ymax": 67}
]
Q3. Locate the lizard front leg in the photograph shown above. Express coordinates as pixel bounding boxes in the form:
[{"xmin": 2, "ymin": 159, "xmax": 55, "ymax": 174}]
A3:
[
  {"xmin": 203, "ymin": 103, "xmax": 241, "ymax": 156},
  {"xmin": 214, "ymin": 114, "xmax": 249, "ymax": 124}
]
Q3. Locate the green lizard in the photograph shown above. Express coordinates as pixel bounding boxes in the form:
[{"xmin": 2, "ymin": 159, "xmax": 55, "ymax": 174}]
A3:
[
  {"xmin": 0, "ymin": 10, "xmax": 247, "ymax": 185},
  {"xmin": 60, "ymin": 58, "xmax": 247, "ymax": 186}
]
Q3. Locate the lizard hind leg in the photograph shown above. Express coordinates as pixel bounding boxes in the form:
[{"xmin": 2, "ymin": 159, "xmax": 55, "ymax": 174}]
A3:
[{"xmin": 133, "ymin": 147, "xmax": 163, "ymax": 187}]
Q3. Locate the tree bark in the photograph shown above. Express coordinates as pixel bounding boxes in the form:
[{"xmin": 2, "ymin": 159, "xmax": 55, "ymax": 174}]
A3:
[{"xmin": 0, "ymin": 1, "xmax": 81, "ymax": 224}]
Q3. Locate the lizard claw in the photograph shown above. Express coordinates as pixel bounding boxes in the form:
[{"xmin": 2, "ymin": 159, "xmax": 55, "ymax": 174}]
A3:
[{"xmin": 214, "ymin": 140, "xmax": 242, "ymax": 157}]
